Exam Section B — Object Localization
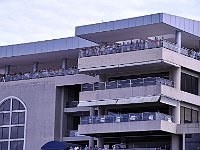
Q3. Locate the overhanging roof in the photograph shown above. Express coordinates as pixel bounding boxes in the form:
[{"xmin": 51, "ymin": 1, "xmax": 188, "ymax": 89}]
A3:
[{"xmin": 75, "ymin": 13, "xmax": 200, "ymax": 49}]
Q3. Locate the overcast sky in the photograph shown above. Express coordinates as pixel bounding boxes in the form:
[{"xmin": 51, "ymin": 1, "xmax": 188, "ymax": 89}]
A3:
[{"xmin": 0, "ymin": 0, "xmax": 199, "ymax": 46}]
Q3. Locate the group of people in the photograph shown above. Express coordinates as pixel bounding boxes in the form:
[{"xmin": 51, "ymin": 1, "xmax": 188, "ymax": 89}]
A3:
[
  {"xmin": 69, "ymin": 145, "xmax": 121, "ymax": 150},
  {"xmin": 79, "ymin": 38, "xmax": 163, "ymax": 58},
  {"xmin": 0, "ymin": 66, "xmax": 78, "ymax": 82}
]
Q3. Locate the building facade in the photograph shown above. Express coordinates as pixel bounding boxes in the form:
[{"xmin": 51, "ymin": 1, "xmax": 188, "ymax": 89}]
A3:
[{"xmin": 0, "ymin": 13, "xmax": 200, "ymax": 150}]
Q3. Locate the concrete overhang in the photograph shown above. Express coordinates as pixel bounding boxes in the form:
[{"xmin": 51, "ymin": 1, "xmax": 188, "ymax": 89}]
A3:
[{"xmin": 76, "ymin": 13, "xmax": 200, "ymax": 49}]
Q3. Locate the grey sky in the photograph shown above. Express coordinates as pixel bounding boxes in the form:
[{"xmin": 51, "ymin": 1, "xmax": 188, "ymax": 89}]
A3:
[{"xmin": 0, "ymin": 0, "xmax": 199, "ymax": 46}]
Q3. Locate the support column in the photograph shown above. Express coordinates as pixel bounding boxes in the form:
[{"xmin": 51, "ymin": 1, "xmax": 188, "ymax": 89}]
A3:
[
  {"xmin": 172, "ymin": 67, "xmax": 181, "ymax": 90},
  {"xmin": 90, "ymin": 107, "xmax": 95, "ymax": 116},
  {"xmin": 172, "ymin": 102, "xmax": 180, "ymax": 124},
  {"xmin": 89, "ymin": 107, "xmax": 95, "ymax": 148},
  {"xmin": 198, "ymin": 107, "xmax": 200, "ymax": 123},
  {"xmin": 198, "ymin": 75, "xmax": 200, "ymax": 96},
  {"xmin": 198, "ymin": 40, "xmax": 200, "ymax": 52},
  {"xmin": 97, "ymin": 137, "xmax": 104, "ymax": 148},
  {"xmin": 171, "ymin": 135, "xmax": 180, "ymax": 150},
  {"xmin": 176, "ymin": 30, "xmax": 182, "ymax": 51},
  {"xmin": 182, "ymin": 134, "xmax": 185, "ymax": 150},
  {"xmin": 33, "ymin": 62, "xmax": 38, "ymax": 73},
  {"xmin": 62, "ymin": 58, "xmax": 68, "ymax": 69},
  {"xmin": 4, "ymin": 65, "xmax": 10, "ymax": 75},
  {"xmin": 98, "ymin": 107, "xmax": 105, "ymax": 116}
]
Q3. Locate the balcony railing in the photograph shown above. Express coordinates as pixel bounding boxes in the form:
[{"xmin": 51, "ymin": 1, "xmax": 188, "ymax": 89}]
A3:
[
  {"xmin": 81, "ymin": 77, "xmax": 173, "ymax": 92},
  {"xmin": 79, "ymin": 40, "xmax": 200, "ymax": 61},
  {"xmin": 69, "ymin": 130, "xmax": 84, "ymax": 137},
  {"xmin": 0, "ymin": 68, "xmax": 79, "ymax": 82},
  {"xmin": 80, "ymin": 112, "xmax": 173, "ymax": 125}
]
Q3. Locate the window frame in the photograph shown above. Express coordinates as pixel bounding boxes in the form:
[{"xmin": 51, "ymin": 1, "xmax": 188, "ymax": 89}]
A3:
[{"xmin": 0, "ymin": 96, "xmax": 27, "ymax": 150}]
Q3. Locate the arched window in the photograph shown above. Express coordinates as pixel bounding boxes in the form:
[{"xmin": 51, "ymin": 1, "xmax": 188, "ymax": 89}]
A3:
[{"xmin": 0, "ymin": 97, "xmax": 26, "ymax": 150}]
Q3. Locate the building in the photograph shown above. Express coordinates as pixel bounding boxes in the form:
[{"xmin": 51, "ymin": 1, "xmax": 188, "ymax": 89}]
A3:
[{"xmin": 0, "ymin": 13, "xmax": 200, "ymax": 150}]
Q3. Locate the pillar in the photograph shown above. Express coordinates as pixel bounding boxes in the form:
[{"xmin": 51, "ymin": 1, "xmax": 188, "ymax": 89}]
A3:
[
  {"xmin": 176, "ymin": 30, "xmax": 182, "ymax": 48},
  {"xmin": 4, "ymin": 65, "xmax": 10, "ymax": 75},
  {"xmin": 182, "ymin": 134, "xmax": 185, "ymax": 150},
  {"xmin": 90, "ymin": 107, "xmax": 95, "ymax": 116},
  {"xmin": 98, "ymin": 107, "xmax": 105, "ymax": 116},
  {"xmin": 198, "ymin": 107, "xmax": 200, "ymax": 123},
  {"xmin": 172, "ymin": 102, "xmax": 180, "ymax": 124},
  {"xmin": 62, "ymin": 58, "xmax": 68, "ymax": 69},
  {"xmin": 89, "ymin": 107, "xmax": 95, "ymax": 148},
  {"xmin": 171, "ymin": 135, "xmax": 180, "ymax": 150},
  {"xmin": 97, "ymin": 137, "xmax": 104, "ymax": 148},
  {"xmin": 172, "ymin": 67, "xmax": 181, "ymax": 90},
  {"xmin": 33, "ymin": 62, "xmax": 38, "ymax": 73},
  {"xmin": 198, "ymin": 40, "xmax": 200, "ymax": 52},
  {"xmin": 89, "ymin": 137, "xmax": 94, "ymax": 149},
  {"xmin": 198, "ymin": 75, "xmax": 200, "ymax": 96}
]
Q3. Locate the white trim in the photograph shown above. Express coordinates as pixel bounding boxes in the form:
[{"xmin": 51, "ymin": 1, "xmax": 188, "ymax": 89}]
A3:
[{"xmin": 0, "ymin": 96, "xmax": 27, "ymax": 150}]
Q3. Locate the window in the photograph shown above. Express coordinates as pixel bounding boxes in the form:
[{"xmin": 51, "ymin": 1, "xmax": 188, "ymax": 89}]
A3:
[
  {"xmin": 181, "ymin": 73, "xmax": 199, "ymax": 95},
  {"xmin": 0, "ymin": 97, "xmax": 26, "ymax": 150},
  {"xmin": 180, "ymin": 106, "xmax": 198, "ymax": 123}
]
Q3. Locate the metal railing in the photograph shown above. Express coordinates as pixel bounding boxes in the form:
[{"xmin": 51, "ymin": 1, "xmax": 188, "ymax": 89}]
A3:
[
  {"xmin": 80, "ymin": 112, "xmax": 173, "ymax": 125},
  {"xmin": 69, "ymin": 130, "xmax": 84, "ymax": 137},
  {"xmin": 79, "ymin": 40, "xmax": 200, "ymax": 61},
  {"xmin": 81, "ymin": 77, "xmax": 173, "ymax": 92},
  {"xmin": 0, "ymin": 68, "xmax": 79, "ymax": 82}
]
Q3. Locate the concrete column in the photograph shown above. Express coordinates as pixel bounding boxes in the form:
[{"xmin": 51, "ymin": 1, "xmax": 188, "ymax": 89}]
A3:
[
  {"xmin": 4, "ymin": 65, "xmax": 10, "ymax": 75},
  {"xmin": 90, "ymin": 107, "xmax": 95, "ymax": 116},
  {"xmin": 176, "ymin": 30, "xmax": 182, "ymax": 47},
  {"xmin": 172, "ymin": 67, "xmax": 181, "ymax": 90},
  {"xmin": 198, "ymin": 40, "xmax": 200, "ymax": 52},
  {"xmin": 171, "ymin": 135, "xmax": 180, "ymax": 150},
  {"xmin": 62, "ymin": 58, "xmax": 68, "ymax": 69},
  {"xmin": 198, "ymin": 75, "xmax": 200, "ymax": 96},
  {"xmin": 89, "ymin": 107, "xmax": 95, "ymax": 148},
  {"xmin": 33, "ymin": 62, "xmax": 38, "ymax": 73},
  {"xmin": 97, "ymin": 137, "xmax": 104, "ymax": 148},
  {"xmin": 172, "ymin": 102, "xmax": 180, "ymax": 124},
  {"xmin": 198, "ymin": 107, "xmax": 200, "ymax": 123},
  {"xmin": 98, "ymin": 107, "xmax": 105, "ymax": 116},
  {"xmin": 182, "ymin": 134, "xmax": 185, "ymax": 150},
  {"xmin": 89, "ymin": 137, "xmax": 94, "ymax": 148}
]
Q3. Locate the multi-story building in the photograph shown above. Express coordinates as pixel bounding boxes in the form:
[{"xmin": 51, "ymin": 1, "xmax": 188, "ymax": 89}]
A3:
[{"xmin": 0, "ymin": 13, "xmax": 200, "ymax": 150}]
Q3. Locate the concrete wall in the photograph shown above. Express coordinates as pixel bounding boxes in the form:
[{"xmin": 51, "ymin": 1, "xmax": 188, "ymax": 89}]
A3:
[
  {"xmin": 80, "ymin": 84, "xmax": 200, "ymax": 107},
  {"xmin": 0, "ymin": 74, "xmax": 97, "ymax": 150},
  {"xmin": 78, "ymin": 48, "xmax": 162, "ymax": 70},
  {"xmin": 80, "ymin": 85, "xmax": 161, "ymax": 102},
  {"xmin": 78, "ymin": 120, "xmax": 177, "ymax": 135},
  {"xmin": 78, "ymin": 47, "xmax": 200, "ymax": 73},
  {"xmin": 0, "ymin": 79, "xmax": 56, "ymax": 150}
]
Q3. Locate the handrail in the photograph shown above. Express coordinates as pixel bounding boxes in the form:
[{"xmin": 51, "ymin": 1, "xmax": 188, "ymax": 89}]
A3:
[
  {"xmin": 0, "ymin": 68, "xmax": 79, "ymax": 83},
  {"xmin": 81, "ymin": 77, "xmax": 173, "ymax": 92},
  {"xmin": 79, "ymin": 40, "xmax": 200, "ymax": 61},
  {"xmin": 80, "ymin": 112, "xmax": 173, "ymax": 125}
]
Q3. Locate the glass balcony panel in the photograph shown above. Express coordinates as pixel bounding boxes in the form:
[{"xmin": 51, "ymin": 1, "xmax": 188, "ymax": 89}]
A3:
[
  {"xmin": 143, "ymin": 112, "xmax": 156, "ymax": 121},
  {"xmin": 129, "ymin": 113, "xmax": 143, "ymax": 121}
]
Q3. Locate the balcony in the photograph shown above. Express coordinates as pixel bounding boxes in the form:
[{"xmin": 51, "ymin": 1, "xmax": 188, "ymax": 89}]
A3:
[
  {"xmin": 0, "ymin": 68, "xmax": 79, "ymax": 83},
  {"xmin": 81, "ymin": 77, "xmax": 173, "ymax": 92},
  {"xmin": 78, "ymin": 112, "xmax": 176, "ymax": 135},
  {"xmin": 80, "ymin": 112, "xmax": 172, "ymax": 124},
  {"xmin": 79, "ymin": 77, "xmax": 173, "ymax": 106},
  {"xmin": 78, "ymin": 40, "xmax": 200, "ymax": 73},
  {"xmin": 63, "ymin": 130, "xmax": 93, "ymax": 142}
]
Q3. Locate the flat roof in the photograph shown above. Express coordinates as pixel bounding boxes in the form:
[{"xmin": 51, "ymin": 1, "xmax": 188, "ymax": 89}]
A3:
[{"xmin": 75, "ymin": 13, "xmax": 200, "ymax": 48}]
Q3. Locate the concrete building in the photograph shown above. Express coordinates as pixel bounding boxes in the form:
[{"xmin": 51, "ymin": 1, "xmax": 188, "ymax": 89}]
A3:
[{"xmin": 0, "ymin": 13, "xmax": 200, "ymax": 150}]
